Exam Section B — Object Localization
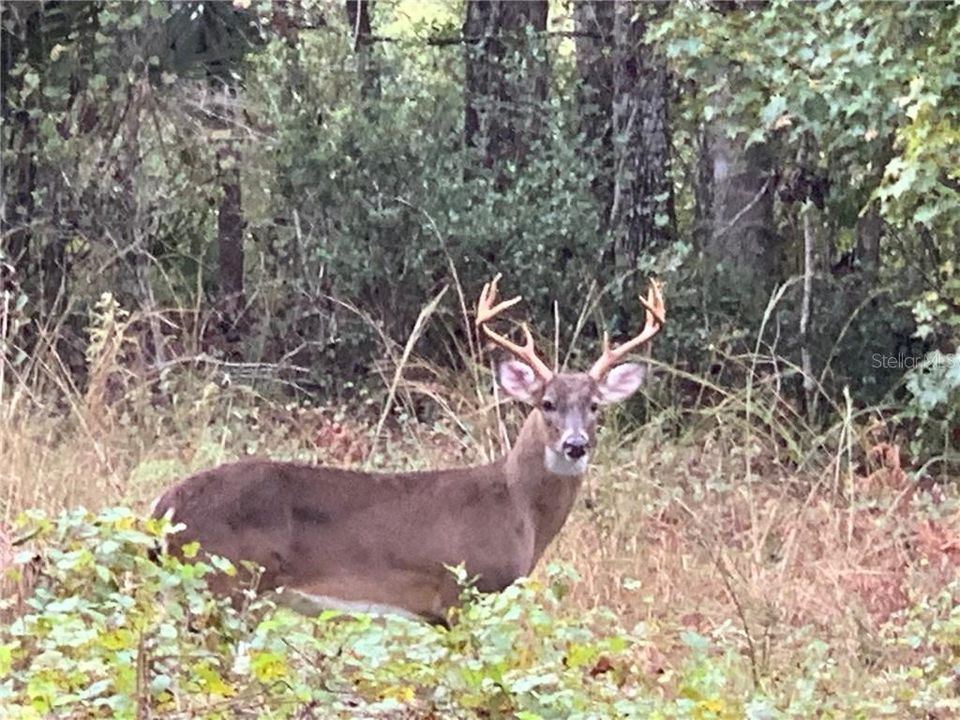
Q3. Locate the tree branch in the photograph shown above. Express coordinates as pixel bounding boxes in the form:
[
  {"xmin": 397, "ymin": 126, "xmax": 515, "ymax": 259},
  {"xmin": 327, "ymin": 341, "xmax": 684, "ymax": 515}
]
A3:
[
  {"xmin": 365, "ymin": 30, "xmax": 603, "ymax": 46},
  {"xmin": 713, "ymin": 175, "xmax": 773, "ymax": 240}
]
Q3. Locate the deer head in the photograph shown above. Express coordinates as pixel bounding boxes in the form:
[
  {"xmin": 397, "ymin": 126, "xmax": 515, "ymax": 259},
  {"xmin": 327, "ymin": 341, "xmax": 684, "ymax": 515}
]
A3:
[{"xmin": 476, "ymin": 274, "xmax": 665, "ymax": 476}]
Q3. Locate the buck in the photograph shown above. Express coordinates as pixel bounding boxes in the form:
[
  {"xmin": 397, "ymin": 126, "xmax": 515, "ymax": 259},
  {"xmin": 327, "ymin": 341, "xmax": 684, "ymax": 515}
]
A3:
[{"xmin": 151, "ymin": 276, "xmax": 664, "ymax": 624}]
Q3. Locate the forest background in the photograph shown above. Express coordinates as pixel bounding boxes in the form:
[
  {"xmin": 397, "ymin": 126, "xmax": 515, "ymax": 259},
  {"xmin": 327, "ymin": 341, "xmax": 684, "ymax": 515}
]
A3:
[{"xmin": 1, "ymin": 1, "xmax": 959, "ymax": 717}]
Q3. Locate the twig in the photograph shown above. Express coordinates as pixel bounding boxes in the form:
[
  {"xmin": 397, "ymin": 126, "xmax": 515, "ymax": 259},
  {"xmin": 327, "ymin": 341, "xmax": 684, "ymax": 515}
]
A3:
[
  {"xmin": 713, "ymin": 176, "xmax": 773, "ymax": 240},
  {"xmin": 607, "ymin": 104, "xmax": 639, "ymax": 229},
  {"xmin": 152, "ymin": 353, "xmax": 310, "ymax": 376},
  {"xmin": 367, "ymin": 30, "xmax": 604, "ymax": 46},
  {"xmin": 367, "ymin": 286, "xmax": 449, "ymax": 469},
  {"xmin": 0, "ymin": 288, "xmax": 8, "ymax": 416},
  {"xmin": 746, "ymin": 276, "xmax": 803, "ymax": 483},
  {"xmin": 713, "ymin": 551, "xmax": 762, "ymax": 691},
  {"xmin": 352, "ymin": 0, "xmax": 363, "ymax": 52},
  {"xmin": 800, "ymin": 205, "xmax": 816, "ymax": 418}
]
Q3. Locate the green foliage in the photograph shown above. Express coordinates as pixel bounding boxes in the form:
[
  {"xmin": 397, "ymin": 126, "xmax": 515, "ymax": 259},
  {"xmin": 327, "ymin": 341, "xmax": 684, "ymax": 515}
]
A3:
[
  {"xmin": 657, "ymin": 0, "xmax": 960, "ymax": 337},
  {"xmin": 3, "ymin": 508, "xmax": 960, "ymax": 718},
  {"xmin": 2, "ymin": 5, "xmax": 958, "ymax": 711},
  {"xmin": 888, "ymin": 583, "xmax": 960, "ymax": 714},
  {"xmin": 1, "ymin": 507, "xmax": 266, "ymax": 717},
  {"xmin": 241, "ymin": 24, "xmax": 615, "ymax": 376},
  {"xmin": 0, "ymin": 510, "xmax": 671, "ymax": 718},
  {"xmin": 2, "ymin": 0, "xmax": 957, "ymax": 463},
  {"xmin": 904, "ymin": 349, "xmax": 960, "ymax": 465}
]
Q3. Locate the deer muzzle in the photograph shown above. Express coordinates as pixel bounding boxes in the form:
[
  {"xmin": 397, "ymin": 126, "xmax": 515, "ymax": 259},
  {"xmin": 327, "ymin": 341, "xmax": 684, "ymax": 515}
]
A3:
[{"xmin": 562, "ymin": 434, "xmax": 589, "ymax": 460}]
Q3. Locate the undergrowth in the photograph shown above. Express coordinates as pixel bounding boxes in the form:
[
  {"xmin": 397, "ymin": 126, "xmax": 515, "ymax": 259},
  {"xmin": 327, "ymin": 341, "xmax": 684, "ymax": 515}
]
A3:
[
  {"xmin": 1, "ymin": 295, "xmax": 958, "ymax": 717},
  {"xmin": 1, "ymin": 508, "xmax": 959, "ymax": 718}
]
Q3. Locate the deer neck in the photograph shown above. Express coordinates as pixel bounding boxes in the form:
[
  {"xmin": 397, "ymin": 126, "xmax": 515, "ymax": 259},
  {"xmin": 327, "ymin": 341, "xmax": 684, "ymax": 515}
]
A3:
[{"xmin": 504, "ymin": 410, "xmax": 586, "ymax": 567}]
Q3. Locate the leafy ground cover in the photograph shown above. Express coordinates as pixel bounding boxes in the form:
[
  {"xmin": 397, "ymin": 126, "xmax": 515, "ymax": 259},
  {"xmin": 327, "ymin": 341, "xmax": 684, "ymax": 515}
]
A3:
[
  {"xmin": 2, "ymin": 341, "xmax": 958, "ymax": 717},
  {"xmin": 2, "ymin": 503, "xmax": 958, "ymax": 719}
]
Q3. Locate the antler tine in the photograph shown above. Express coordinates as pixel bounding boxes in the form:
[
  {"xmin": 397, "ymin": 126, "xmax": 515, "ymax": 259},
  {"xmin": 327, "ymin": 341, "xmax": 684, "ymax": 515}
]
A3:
[
  {"xmin": 475, "ymin": 274, "xmax": 554, "ymax": 382},
  {"xmin": 588, "ymin": 280, "xmax": 665, "ymax": 380},
  {"xmin": 475, "ymin": 273, "xmax": 523, "ymax": 325}
]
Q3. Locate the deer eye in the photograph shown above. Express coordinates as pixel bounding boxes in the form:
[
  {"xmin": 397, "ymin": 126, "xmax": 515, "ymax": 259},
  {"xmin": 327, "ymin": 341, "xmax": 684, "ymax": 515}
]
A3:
[
  {"xmin": 541, "ymin": 399, "xmax": 556, "ymax": 412},
  {"xmin": 589, "ymin": 402, "xmax": 599, "ymax": 413}
]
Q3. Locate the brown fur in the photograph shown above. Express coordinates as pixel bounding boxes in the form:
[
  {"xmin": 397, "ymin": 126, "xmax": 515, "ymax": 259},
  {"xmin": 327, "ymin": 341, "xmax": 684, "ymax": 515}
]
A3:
[{"xmin": 151, "ymin": 371, "xmax": 631, "ymax": 622}]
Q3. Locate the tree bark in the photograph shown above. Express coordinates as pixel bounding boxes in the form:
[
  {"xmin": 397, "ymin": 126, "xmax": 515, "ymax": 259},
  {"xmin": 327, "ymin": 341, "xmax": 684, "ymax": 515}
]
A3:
[
  {"xmin": 163, "ymin": 2, "xmax": 256, "ymax": 320},
  {"xmin": 573, "ymin": 1, "xmax": 615, "ymax": 231},
  {"xmin": 701, "ymin": 121, "xmax": 777, "ymax": 310},
  {"xmin": 210, "ymin": 81, "xmax": 244, "ymax": 317},
  {"xmin": 1, "ymin": 4, "xmax": 40, "ymax": 279},
  {"xmin": 5, "ymin": 114, "xmax": 36, "ymax": 272},
  {"xmin": 574, "ymin": 0, "xmax": 675, "ymax": 269},
  {"xmin": 854, "ymin": 202, "xmax": 882, "ymax": 278},
  {"xmin": 463, "ymin": 0, "xmax": 548, "ymax": 181},
  {"xmin": 694, "ymin": 0, "xmax": 780, "ymax": 311},
  {"xmin": 800, "ymin": 204, "xmax": 816, "ymax": 417},
  {"xmin": 217, "ymin": 132, "xmax": 244, "ymax": 309},
  {"xmin": 345, "ymin": 0, "xmax": 380, "ymax": 101}
]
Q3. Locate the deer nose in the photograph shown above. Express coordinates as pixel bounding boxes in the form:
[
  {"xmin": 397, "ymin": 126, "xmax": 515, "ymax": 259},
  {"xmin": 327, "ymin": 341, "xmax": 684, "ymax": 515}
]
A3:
[{"xmin": 562, "ymin": 435, "xmax": 588, "ymax": 460}]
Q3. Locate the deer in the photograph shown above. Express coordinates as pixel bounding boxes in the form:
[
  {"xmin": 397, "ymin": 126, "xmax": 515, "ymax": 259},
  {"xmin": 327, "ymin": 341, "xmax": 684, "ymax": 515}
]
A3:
[{"xmin": 150, "ymin": 275, "xmax": 665, "ymax": 625}]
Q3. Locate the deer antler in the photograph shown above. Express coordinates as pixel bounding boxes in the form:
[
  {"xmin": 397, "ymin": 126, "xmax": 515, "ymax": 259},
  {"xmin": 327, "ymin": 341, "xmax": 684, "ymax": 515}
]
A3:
[
  {"xmin": 588, "ymin": 280, "xmax": 665, "ymax": 381},
  {"xmin": 475, "ymin": 274, "xmax": 554, "ymax": 382}
]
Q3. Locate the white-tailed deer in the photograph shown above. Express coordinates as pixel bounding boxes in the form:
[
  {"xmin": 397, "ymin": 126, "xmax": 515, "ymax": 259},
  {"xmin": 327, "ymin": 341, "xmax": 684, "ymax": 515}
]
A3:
[{"xmin": 151, "ymin": 276, "xmax": 664, "ymax": 624}]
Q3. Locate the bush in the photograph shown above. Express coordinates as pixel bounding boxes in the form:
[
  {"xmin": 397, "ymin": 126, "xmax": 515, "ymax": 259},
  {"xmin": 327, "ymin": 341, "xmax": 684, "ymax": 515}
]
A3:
[{"xmin": 4, "ymin": 507, "xmax": 960, "ymax": 718}]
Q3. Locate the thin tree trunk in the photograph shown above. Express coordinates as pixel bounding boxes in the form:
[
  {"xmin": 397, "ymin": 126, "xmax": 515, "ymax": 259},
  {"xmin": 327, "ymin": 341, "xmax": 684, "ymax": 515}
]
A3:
[
  {"xmin": 345, "ymin": 0, "xmax": 380, "ymax": 101},
  {"xmin": 800, "ymin": 205, "xmax": 816, "ymax": 418},
  {"xmin": 609, "ymin": 0, "xmax": 674, "ymax": 269},
  {"xmin": 573, "ymin": 0, "xmax": 615, "ymax": 232},
  {"xmin": 6, "ymin": 114, "xmax": 36, "ymax": 272},
  {"xmin": 701, "ymin": 121, "xmax": 777, "ymax": 312},
  {"xmin": 855, "ymin": 202, "xmax": 882, "ymax": 279},
  {"xmin": 694, "ymin": 123, "xmax": 714, "ymax": 250},
  {"xmin": 1, "ymin": 6, "xmax": 40, "ymax": 281},
  {"xmin": 214, "ymin": 87, "xmax": 244, "ymax": 317},
  {"xmin": 463, "ymin": 0, "xmax": 548, "ymax": 181},
  {"xmin": 217, "ymin": 143, "xmax": 244, "ymax": 305}
]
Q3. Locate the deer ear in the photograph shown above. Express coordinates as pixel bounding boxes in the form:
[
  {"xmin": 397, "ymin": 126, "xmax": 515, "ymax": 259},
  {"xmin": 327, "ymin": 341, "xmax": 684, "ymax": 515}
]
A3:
[
  {"xmin": 497, "ymin": 360, "xmax": 543, "ymax": 404},
  {"xmin": 597, "ymin": 363, "xmax": 646, "ymax": 404}
]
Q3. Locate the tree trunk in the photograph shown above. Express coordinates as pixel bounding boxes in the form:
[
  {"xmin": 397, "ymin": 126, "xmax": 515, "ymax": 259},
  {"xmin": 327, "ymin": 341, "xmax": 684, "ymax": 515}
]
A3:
[
  {"xmin": 694, "ymin": 0, "xmax": 780, "ymax": 311},
  {"xmin": 1, "ymin": 4, "xmax": 40, "ymax": 281},
  {"xmin": 463, "ymin": 0, "xmax": 548, "ymax": 181},
  {"xmin": 609, "ymin": 0, "xmax": 675, "ymax": 270},
  {"xmin": 5, "ymin": 114, "xmax": 36, "ymax": 272},
  {"xmin": 800, "ymin": 204, "xmax": 816, "ymax": 418},
  {"xmin": 701, "ymin": 120, "xmax": 777, "ymax": 311},
  {"xmin": 573, "ymin": 0, "xmax": 615, "ymax": 231},
  {"xmin": 217, "ymin": 133, "xmax": 244, "ymax": 310},
  {"xmin": 345, "ymin": 0, "xmax": 380, "ymax": 101},
  {"xmin": 854, "ymin": 202, "xmax": 882, "ymax": 279},
  {"xmin": 208, "ymin": 81, "xmax": 244, "ymax": 321}
]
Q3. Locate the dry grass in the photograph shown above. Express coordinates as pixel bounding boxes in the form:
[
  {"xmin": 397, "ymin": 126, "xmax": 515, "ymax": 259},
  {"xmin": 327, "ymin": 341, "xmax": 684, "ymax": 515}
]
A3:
[
  {"xmin": 4, "ymin": 357, "xmax": 957, "ymax": 641},
  {"xmin": 2, "ymin": 296, "xmax": 958, "ymax": 702},
  {"xmin": 525, "ymin": 411, "xmax": 958, "ymax": 704}
]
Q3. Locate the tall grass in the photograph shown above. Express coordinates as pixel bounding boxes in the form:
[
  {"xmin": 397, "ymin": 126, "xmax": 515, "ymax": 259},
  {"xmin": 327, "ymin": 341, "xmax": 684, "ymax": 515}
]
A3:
[{"xmin": 1, "ymin": 279, "xmax": 958, "ymax": 702}]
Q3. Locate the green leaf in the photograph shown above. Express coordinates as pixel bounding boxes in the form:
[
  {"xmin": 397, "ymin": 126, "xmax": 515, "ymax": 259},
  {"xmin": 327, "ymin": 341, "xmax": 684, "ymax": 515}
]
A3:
[{"xmin": 760, "ymin": 94, "xmax": 787, "ymax": 127}]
